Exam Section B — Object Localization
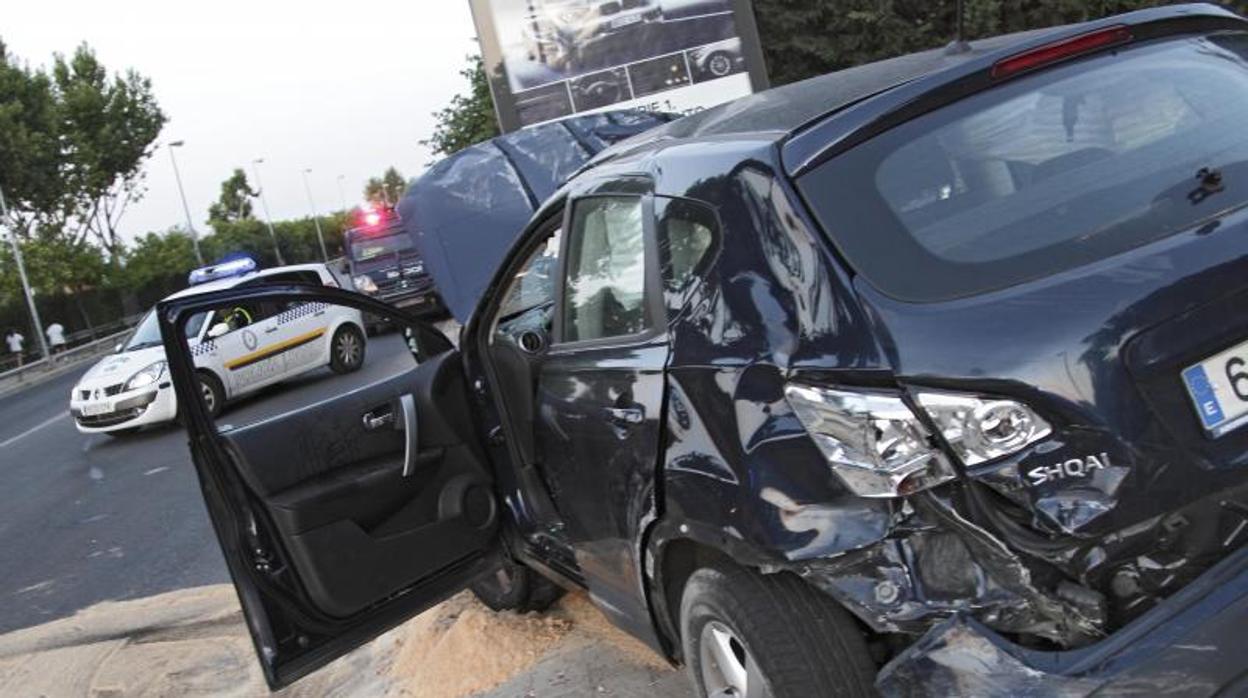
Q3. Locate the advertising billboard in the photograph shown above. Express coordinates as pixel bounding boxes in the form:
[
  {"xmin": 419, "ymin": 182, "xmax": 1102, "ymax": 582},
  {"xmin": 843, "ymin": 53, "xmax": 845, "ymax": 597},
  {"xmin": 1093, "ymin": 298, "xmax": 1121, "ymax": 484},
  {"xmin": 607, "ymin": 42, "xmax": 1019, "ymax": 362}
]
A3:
[{"xmin": 469, "ymin": 0, "xmax": 769, "ymax": 131}]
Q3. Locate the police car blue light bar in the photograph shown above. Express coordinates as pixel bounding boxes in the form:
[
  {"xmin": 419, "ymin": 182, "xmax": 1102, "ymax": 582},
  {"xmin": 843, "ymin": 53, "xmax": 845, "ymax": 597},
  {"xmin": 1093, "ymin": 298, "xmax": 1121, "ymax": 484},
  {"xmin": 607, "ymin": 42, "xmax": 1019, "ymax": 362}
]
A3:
[{"xmin": 188, "ymin": 256, "xmax": 258, "ymax": 286}]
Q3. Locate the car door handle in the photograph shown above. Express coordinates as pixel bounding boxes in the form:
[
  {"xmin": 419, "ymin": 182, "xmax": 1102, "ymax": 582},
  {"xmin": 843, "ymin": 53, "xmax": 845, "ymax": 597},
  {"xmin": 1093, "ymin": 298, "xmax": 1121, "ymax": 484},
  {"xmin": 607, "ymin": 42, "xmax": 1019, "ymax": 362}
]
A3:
[
  {"xmin": 604, "ymin": 406, "xmax": 644, "ymax": 425},
  {"xmin": 264, "ymin": 326, "xmax": 278, "ymax": 334},
  {"xmin": 362, "ymin": 408, "xmax": 393, "ymax": 430},
  {"xmin": 399, "ymin": 393, "xmax": 417, "ymax": 477}
]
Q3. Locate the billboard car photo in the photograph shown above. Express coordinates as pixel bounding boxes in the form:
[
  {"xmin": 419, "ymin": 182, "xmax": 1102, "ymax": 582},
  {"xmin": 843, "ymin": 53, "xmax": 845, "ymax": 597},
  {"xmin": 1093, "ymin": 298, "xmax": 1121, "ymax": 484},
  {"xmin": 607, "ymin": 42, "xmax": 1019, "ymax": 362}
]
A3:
[{"xmin": 471, "ymin": 0, "xmax": 767, "ymax": 128}]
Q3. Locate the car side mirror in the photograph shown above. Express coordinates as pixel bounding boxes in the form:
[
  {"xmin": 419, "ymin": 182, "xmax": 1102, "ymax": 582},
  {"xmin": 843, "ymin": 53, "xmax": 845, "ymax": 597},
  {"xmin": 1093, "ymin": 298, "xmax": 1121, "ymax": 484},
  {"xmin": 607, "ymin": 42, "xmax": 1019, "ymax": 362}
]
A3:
[{"xmin": 207, "ymin": 322, "xmax": 230, "ymax": 339}]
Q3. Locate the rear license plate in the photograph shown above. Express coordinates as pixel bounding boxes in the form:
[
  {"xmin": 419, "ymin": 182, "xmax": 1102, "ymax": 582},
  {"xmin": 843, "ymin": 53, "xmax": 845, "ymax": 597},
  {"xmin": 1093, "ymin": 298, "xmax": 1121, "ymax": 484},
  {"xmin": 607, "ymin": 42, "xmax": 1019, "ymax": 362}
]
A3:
[
  {"xmin": 81, "ymin": 402, "xmax": 112, "ymax": 417},
  {"xmin": 611, "ymin": 14, "xmax": 642, "ymax": 28},
  {"xmin": 1182, "ymin": 338, "xmax": 1248, "ymax": 437}
]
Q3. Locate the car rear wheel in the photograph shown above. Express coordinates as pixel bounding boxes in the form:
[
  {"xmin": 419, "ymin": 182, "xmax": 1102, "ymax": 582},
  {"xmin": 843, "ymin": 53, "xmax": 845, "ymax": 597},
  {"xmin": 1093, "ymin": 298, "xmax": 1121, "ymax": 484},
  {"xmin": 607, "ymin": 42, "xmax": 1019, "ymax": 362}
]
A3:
[
  {"xmin": 469, "ymin": 559, "xmax": 565, "ymax": 613},
  {"xmin": 330, "ymin": 325, "xmax": 365, "ymax": 374},
  {"xmin": 680, "ymin": 562, "xmax": 876, "ymax": 698},
  {"xmin": 197, "ymin": 371, "xmax": 225, "ymax": 419}
]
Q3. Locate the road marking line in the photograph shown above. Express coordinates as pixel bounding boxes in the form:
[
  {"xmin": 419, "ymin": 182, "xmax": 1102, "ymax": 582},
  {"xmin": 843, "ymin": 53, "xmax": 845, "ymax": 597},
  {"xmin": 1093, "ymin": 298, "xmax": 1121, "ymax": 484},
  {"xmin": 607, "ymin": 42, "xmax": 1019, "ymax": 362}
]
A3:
[{"xmin": 0, "ymin": 411, "xmax": 69, "ymax": 448}]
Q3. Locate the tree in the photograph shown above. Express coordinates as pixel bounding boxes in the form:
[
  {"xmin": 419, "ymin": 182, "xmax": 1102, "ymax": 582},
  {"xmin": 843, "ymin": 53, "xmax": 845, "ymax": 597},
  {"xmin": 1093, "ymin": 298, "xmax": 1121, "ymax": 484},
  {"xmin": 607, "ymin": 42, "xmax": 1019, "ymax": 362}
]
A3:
[
  {"xmin": 52, "ymin": 44, "xmax": 166, "ymax": 259},
  {"xmin": 0, "ymin": 40, "xmax": 63, "ymax": 239},
  {"xmin": 748, "ymin": 0, "xmax": 1223, "ymax": 86},
  {"xmin": 207, "ymin": 168, "xmax": 257, "ymax": 224},
  {"xmin": 122, "ymin": 229, "xmax": 199, "ymax": 295},
  {"xmin": 422, "ymin": 54, "xmax": 500, "ymax": 158},
  {"xmin": 364, "ymin": 167, "xmax": 407, "ymax": 206}
]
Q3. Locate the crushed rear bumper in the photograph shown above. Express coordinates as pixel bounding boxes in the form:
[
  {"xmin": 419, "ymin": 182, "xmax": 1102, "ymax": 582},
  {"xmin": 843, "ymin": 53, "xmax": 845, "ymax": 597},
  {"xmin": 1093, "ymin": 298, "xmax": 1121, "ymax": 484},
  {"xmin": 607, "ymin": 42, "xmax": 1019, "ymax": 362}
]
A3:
[{"xmin": 877, "ymin": 545, "xmax": 1248, "ymax": 696}]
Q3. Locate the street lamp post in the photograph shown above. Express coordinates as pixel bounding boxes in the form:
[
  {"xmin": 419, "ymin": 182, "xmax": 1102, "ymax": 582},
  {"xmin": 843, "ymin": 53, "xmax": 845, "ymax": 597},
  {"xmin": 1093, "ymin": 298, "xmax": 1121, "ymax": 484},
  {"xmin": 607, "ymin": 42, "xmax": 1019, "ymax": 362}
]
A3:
[
  {"xmin": 250, "ymin": 158, "xmax": 286, "ymax": 265},
  {"xmin": 0, "ymin": 186, "xmax": 50, "ymax": 361},
  {"xmin": 301, "ymin": 169, "xmax": 329, "ymax": 263},
  {"xmin": 168, "ymin": 140, "xmax": 205, "ymax": 265}
]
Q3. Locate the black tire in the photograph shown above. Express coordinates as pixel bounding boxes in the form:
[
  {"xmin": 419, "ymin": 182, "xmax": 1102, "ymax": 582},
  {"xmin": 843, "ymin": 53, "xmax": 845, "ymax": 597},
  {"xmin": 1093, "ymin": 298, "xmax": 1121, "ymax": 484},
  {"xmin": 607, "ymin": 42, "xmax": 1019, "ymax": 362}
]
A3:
[
  {"xmin": 329, "ymin": 325, "xmax": 366, "ymax": 374},
  {"xmin": 706, "ymin": 51, "xmax": 733, "ymax": 77},
  {"xmin": 106, "ymin": 427, "xmax": 141, "ymax": 438},
  {"xmin": 470, "ymin": 559, "xmax": 565, "ymax": 613},
  {"xmin": 680, "ymin": 562, "xmax": 877, "ymax": 698},
  {"xmin": 197, "ymin": 371, "xmax": 225, "ymax": 420}
]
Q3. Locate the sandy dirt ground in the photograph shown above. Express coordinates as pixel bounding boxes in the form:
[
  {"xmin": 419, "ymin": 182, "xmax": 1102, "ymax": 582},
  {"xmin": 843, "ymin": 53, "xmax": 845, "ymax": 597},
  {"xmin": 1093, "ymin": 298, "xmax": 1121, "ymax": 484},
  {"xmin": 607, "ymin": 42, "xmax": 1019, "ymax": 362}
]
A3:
[{"xmin": 0, "ymin": 585, "xmax": 693, "ymax": 697}]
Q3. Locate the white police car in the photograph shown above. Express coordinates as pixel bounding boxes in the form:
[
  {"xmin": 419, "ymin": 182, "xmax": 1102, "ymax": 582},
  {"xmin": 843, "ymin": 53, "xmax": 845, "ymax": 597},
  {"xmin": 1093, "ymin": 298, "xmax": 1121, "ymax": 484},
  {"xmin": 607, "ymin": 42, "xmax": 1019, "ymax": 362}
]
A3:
[{"xmin": 70, "ymin": 259, "xmax": 367, "ymax": 436}]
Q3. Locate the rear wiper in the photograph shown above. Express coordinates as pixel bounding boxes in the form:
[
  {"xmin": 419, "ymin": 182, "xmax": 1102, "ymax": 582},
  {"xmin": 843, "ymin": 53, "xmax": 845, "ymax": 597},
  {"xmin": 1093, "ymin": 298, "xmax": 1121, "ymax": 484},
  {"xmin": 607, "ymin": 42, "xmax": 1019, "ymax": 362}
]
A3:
[{"xmin": 1188, "ymin": 166, "xmax": 1226, "ymax": 205}]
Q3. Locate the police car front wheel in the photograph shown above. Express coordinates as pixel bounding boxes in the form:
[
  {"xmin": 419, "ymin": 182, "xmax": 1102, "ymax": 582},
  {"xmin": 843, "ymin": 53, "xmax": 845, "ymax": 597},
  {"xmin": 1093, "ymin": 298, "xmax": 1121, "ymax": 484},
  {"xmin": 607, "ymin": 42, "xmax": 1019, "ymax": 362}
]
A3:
[{"xmin": 330, "ymin": 325, "xmax": 365, "ymax": 374}]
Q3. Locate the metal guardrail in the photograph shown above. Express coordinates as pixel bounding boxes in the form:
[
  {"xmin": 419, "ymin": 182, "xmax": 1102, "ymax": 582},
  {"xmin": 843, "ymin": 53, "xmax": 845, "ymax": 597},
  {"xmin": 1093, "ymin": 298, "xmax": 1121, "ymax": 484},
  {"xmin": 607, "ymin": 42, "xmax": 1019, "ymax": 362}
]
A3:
[
  {"xmin": 0, "ymin": 313, "xmax": 144, "ymax": 374},
  {"xmin": 0, "ymin": 328, "xmax": 133, "ymax": 391}
]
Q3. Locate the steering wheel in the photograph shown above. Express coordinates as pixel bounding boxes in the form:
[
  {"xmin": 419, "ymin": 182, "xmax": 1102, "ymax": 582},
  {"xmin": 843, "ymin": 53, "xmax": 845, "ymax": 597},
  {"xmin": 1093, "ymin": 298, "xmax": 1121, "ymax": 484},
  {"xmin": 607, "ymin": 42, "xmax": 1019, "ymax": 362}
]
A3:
[{"xmin": 226, "ymin": 306, "xmax": 253, "ymax": 330}]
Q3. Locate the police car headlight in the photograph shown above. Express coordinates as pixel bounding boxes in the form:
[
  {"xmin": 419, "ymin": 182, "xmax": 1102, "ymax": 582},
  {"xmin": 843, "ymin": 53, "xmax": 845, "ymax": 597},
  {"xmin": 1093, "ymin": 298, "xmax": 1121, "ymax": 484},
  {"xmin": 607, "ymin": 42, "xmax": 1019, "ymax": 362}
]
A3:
[
  {"xmin": 353, "ymin": 275, "xmax": 378, "ymax": 294},
  {"xmin": 123, "ymin": 361, "xmax": 166, "ymax": 392},
  {"xmin": 915, "ymin": 391, "xmax": 1051, "ymax": 467},
  {"xmin": 785, "ymin": 383, "xmax": 957, "ymax": 498}
]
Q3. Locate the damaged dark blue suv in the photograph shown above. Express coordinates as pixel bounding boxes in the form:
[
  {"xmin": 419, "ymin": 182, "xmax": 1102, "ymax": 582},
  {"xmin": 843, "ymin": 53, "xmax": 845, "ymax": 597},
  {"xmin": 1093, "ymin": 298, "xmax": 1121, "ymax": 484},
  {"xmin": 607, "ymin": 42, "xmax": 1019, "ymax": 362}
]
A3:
[{"xmin": 161, "ymin": 4, "xmax": 1248, "ymax": 695}]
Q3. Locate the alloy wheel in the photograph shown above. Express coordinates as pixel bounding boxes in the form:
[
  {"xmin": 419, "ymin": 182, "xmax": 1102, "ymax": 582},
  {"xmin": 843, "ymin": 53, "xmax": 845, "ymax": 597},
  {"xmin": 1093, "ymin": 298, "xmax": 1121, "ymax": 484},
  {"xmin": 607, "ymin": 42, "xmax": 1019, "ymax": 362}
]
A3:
[
  {"xmin": 200, "ymin": 381, "xmax": 216, "ymax": 413},
  {"xmin": 336, "ymin": 331, "xmax": 361, "ymax": 367},
  {"xmin": 699, "ymin": 620, "xmax": 770, "ymax": 698},
  {"xmin": 708, "ymin": 54, "xmax": 732, "ymax": 77}
]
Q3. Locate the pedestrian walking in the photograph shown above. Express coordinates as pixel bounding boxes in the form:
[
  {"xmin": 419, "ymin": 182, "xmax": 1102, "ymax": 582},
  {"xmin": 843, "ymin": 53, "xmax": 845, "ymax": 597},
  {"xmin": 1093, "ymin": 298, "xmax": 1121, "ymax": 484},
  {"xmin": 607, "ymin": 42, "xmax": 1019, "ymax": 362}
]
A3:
[
  {"xmin": 46, "ymin": 322, "xmax": 67, "ymax": 356},
  {"xmin": 5, "ymin": 328, "xmax": 24, "ymax": 368}
]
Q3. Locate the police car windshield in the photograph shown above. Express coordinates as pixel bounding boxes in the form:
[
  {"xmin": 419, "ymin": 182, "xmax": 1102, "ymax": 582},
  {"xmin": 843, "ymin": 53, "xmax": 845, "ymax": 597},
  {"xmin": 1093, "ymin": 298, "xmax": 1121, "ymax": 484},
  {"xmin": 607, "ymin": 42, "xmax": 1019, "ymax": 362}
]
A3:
[
  {"xmin": 350, "ymin": 231, "xmax": 413, "ymax": 266},
  {"xmin": 123, "ymin": 310, "xmax": 207, "ymax": 352}
]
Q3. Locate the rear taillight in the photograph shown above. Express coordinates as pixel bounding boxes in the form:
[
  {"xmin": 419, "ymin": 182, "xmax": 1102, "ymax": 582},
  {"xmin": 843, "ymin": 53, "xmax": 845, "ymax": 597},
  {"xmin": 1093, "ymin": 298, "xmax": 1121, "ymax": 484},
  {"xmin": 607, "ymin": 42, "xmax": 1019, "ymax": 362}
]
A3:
[
  {"xmin": 915, "ymin": 391, "xmax": 1051, "ymax": 466},
  {"xmin": 991, "ymin": 25, "xmax": 1132, "ymax": 81},
  {"xmin": 785, "ymin": 383, "xmax": 1052, "ymax": 498},
  {"xmin": 784, "ymin": 384, "xmax": 957, "ymax": 498}
]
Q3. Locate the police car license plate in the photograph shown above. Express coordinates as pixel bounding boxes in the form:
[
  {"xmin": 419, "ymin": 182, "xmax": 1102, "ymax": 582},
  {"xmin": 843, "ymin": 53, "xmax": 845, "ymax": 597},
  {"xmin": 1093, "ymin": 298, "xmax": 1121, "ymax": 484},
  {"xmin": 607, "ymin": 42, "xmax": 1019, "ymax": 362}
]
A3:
[
  {"xmin": 1182, "ymin": 338, "xmax": 1248, "ymax": 437},
  {"xmin": 611, "ymin": 14, "xmax": 641, "ymax": 28},
  {"xmin": 82, "ymin": 402, "xmax": 112, "ymax": 417}
]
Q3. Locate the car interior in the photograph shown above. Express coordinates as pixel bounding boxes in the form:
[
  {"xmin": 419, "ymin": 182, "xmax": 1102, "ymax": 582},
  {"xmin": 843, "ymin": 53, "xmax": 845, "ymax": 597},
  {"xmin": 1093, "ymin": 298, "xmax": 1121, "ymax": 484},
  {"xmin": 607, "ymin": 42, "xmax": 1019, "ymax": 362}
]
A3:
[{"xmin": 188, "ymin": 300, "xmax": 499, "ymax": 619}]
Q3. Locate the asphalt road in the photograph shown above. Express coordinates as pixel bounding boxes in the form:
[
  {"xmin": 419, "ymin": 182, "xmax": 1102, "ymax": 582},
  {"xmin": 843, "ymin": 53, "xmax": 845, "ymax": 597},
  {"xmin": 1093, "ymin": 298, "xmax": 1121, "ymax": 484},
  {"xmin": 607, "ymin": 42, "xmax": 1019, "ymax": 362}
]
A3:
[{"xmin": 0, "ymin": 333, "xmax": 415, "ymax": 634}]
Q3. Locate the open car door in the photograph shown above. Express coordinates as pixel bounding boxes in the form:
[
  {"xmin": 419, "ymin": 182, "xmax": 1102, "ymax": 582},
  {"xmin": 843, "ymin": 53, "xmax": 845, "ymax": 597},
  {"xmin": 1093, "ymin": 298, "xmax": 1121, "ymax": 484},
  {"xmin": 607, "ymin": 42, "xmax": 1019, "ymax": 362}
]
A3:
[{"xmin": 158, "ymin": 284, "xmax": 500, "ymax": 689}]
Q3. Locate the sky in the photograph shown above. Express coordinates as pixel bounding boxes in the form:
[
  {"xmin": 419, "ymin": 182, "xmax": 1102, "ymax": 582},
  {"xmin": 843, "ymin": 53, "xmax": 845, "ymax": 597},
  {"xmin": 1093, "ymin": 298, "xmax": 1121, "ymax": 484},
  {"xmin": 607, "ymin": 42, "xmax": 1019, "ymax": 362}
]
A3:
[{"xmin": 6, "ymin": 0, "xmax": 483, "ymax": 243}]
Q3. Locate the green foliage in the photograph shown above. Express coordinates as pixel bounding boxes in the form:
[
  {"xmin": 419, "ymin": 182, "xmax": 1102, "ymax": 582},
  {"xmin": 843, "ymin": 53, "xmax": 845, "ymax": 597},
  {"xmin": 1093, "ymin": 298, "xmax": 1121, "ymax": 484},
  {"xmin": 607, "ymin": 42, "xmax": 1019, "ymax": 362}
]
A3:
[
  {"xmin": 0, "ymin": 40, "xmax": 164, "ymax": 259},
  {"xmin": 752, "ymin": 0, "xmax": 1248, "ymax": 86},
  {"xmin": 202, "ymin": 214, "xmax": 347, "ymax": 269},
  {"xmin": 207, "ymin": 168, "xmax": 256, "ymax": 223},
  {"xmin": 121, "ymin": 229, "xmax": 199, "ymax": 295},
  {"xmin": 0, "ymin": 41, "xmax": 61, "ymax": 232},
  {"xmin": 364, "ymin": 167, "xmax": 407, "ymax": 205},
  {"xmin": 50, "ymin": 44, "xmax": 166, "ymax": 256},
  {"xmin": 423, "ymin": 54, "xmax": 500, "ymax": 158}
]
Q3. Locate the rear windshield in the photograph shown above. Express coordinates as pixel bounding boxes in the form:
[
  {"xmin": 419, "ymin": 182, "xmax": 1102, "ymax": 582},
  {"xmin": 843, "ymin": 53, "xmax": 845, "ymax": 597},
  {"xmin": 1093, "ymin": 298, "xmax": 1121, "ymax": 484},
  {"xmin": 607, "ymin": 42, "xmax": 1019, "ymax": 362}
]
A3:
[{"xmin": 799, "ymin": 33, "xmax": 1248, "ymax": 301}]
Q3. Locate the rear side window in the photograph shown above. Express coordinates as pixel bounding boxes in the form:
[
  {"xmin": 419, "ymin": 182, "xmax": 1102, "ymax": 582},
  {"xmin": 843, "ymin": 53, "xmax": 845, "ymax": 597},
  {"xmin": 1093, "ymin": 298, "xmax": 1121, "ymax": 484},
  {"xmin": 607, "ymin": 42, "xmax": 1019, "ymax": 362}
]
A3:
[
  {"xmin": 800, "ymin": 33, "xmax": 1248, "ymax": 301},
  {"xmin": 562, "ymin": 196, "xmax": 648, "ymax": 343},
  {"xmin": 657, "ymin": 198, "xmax": 716, "ymax": 293}
]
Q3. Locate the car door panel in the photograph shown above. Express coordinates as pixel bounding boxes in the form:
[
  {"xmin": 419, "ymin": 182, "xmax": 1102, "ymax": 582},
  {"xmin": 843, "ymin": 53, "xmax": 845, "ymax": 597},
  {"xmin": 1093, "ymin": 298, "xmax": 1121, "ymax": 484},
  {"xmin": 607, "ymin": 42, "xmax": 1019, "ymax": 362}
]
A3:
[
  {"xmin": 219, "ymin": 351, "xmax": 496, "ymax": 618},
  {"xmin": 536, "ymin": 339, "xmax": 668, "ymax": 650},
  {"xmin": 158, "ymin": 286, "xmax": 498, "ymax": 688},
  {"xmin": 529, "ymin": 191, "xmax": 671, "ymax": 652}
]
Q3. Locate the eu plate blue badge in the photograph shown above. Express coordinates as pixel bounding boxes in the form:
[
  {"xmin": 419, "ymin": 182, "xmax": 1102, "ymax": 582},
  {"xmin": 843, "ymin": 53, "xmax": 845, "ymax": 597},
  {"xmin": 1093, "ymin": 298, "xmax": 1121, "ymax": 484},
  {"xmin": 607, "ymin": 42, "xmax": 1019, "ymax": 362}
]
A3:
[{"xmin": 1183, "ymin": 364, "xmax": 1225, "ymax": 429}]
